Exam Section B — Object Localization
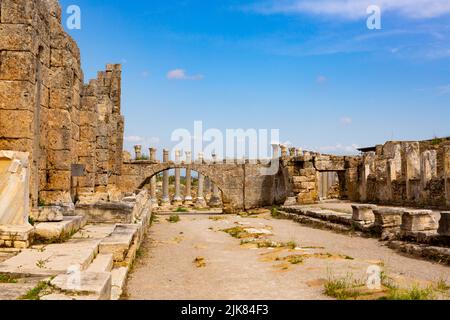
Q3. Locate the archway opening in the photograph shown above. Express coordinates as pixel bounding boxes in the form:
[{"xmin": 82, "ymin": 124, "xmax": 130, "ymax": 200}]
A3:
[
  {"xmin": 317, "ymin": 171, "xmax": 344, "ymax": 201},
  {"xmin": 140, "ymin": 169, "xmax": 225, "ymax": 214}
]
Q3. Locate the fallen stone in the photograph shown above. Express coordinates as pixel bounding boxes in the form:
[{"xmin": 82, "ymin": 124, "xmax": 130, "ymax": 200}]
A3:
[
  {"xmin": 373, "ymin": 208, "xmax": 404, "ymax": 229},
  {"xmin": 352, "ymin": 204, "xmax": 377, "ymax": 223},
  {"xmin": 31, "ymin": 206, "xmax": 64, "ymax": 222},
  {"xmin": 401, "ymin": 210, "xmax": 438, "ymax": 232},
  {"xmin": 283, "ymin": 197, "xmax": 297, "ymax": 206}
]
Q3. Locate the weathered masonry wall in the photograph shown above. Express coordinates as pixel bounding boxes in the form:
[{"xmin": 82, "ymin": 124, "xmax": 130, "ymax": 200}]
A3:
[
  {"xmin": 356, "ymin": 140, "xmax": 450, "ymax": 210},
  {"xmin": 119, "ymin": 159, "xmax": 290, "ymax": 214},
  {"xmin": 0, "ymin": 0, "xmax": 124, "ymax": 208}
]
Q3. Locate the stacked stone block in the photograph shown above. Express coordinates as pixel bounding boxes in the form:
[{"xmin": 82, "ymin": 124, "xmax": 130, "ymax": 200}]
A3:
[{"xmin": 0, "ymin": 0, "xmax": 124, "ymax": 209}]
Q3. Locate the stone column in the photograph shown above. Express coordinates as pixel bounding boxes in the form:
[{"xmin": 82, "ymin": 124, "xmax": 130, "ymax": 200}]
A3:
[
  {"xmin": 445, "ymin": 146, "xmax": 450, "ymax": 207},
  {"xmin": 420, "ymin": 150, "xmax": 437, "ymax": 188},
  {"xmin": 208, "ymin": 153, "xmax": 222, "ymax": 208},
  {"xmin": 149, "ymin": 176, "xmax": 158, "ymax": 207},
  {"xmin": 148, "ymin": 148, "xmax": 158, "ymax": 206},
  {"xmin": 149, "ymin": 148, "xmax": 157, "ymax": 162},
  {"xmin": 386, "ymin": 143, "xmax": 402, "ymax": 200},
  {"xmin": 289, "ymin": 148, "xmax": 296, "ymax": 157},
  {"xmin": 195, "ymin": 153, "xmax": 207, "ymax": 208},
  {"xmin": 184, "ymin": 151, "xmax": 193, "ymax": 205},
  {"xmin": 360, "ymin": 152, "xmax": 375, "ymax": 202},
  {"xmin": 173, "ymin": 150, "xmax": 183, "ymax": 205},
  {"xmin": 280, "ymin": 145, "xmax": 288, "ymax": 158},
  {"xmin": 404, "ymin": 142, "xmax": 420, "ymax": 201},
  {"xmin": 161, "ymin": 149, "xmax": 171, "ymax": 207},
  {"xmin": 134, "ymin": 145, "xmax": 142, "ymax": 160}
]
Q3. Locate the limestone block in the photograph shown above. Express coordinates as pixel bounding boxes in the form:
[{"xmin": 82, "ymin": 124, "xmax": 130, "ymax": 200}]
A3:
[
  {"xmin": 401, "ymin": 210, "xmax": 438, "ymax": 232},
  {"xmin": 0, "ymin": 150, "xmax": 30, "ymax": 226},
  {"xmin": 0, "ymin": 0, "xmax": 35, "ymax": 24},
  {"xmin": 0, "ymin": 109, "xmax": 34, "ymax": 139},
  {"xmin": 352, "ymin": 204, "xmax": 377, "ymax": 222},
  {"xmin": 438, "ymin": 212, "xmax": 450, "ymax": 236},
  {"xmin": 51, "ymin": 272, "xmax": 112, "ymax": 300},
  {"xmin": 0, "ymin": 80, "xmax": 34, "ymax": 111},
  {"xmin": 373, "ymin": 208, "xmax": 404, "ymax": 229},
  {"xmin": 0, "ymin": 51, "xmax": 35, "ymax": 81},
  {"xmin": 283, "ymin": 197, "xmax": 297, "ymax": 206},
  {"xmin": 30, "ymin": 206, "xmax": 64, "ymax": 223}
]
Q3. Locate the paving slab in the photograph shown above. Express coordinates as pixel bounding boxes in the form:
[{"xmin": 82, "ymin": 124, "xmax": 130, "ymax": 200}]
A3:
[
  {"xmin": 99, "ymin": 224, "xmax": 138, "ymax": 262},
  {"xmin": 34, "ymin": 216, "xmax": 87, "ymax": 240},
  {"xmin": 51, "ymin": 271, "xmax": 111, "ymax": 300}
]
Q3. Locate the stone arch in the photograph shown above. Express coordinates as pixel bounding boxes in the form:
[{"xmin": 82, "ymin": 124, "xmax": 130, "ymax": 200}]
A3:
[{"xmin": 136, "ymin": 163, "xmax": 233, "ymax": 213}]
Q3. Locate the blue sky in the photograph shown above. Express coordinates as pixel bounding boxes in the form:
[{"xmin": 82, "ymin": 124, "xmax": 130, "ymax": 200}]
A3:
[{"xmin": 59, "ymin": 0, "xmax": 450, "ymax": 156}]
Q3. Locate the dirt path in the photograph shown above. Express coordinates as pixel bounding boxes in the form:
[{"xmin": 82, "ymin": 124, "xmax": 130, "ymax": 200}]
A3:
[{"xmin": 125, "ymin": 213, "xmax": 450, "ymax": 300}]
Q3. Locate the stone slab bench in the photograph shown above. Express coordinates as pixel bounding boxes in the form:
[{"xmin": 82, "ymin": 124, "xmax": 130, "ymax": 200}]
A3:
[
  {"xmin": 351, "ymin": 204, "xmax": 377, "ymax": 224},
  {"xmin": 50, "ymin": 271, "xmax": 112, "ymax": 300},
  {"xmin": 0, "ymin": 238, "xmax": 101, "ymax": 276},
  {"xmin": 99, "ymin": 224, "xmax": 139, "ymax": 262},
  {"xmin": 34, "ymin": 216, "xmax": 87, "ymax": 241},
  {"xmin": 401, "ymin": 210, "xmax": 438, "ymax": 233}
]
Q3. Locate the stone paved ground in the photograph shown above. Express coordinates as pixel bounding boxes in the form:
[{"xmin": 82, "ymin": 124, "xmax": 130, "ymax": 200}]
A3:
[{"xmin": 125, "ymin": 212, "xmax": 450, "ymax": 300}]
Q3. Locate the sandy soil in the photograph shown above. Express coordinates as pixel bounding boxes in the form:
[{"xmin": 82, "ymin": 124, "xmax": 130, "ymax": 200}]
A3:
[{"xmin": 125, "ymin": 212, "xmax": 449, "ymax": 300}]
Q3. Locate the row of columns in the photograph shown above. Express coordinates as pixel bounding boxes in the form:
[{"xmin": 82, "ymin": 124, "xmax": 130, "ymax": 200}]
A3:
[{"xmin": 139, "ymin": 148, "xmax": 221, "ymax": 208}]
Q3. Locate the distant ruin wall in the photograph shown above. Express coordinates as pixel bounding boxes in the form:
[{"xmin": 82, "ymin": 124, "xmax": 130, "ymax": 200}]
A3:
[
  {"xmin": 356, "ymin": 140, "xmax": 450, "ymax": 210},
  {"xmin": 0, "ymin": 0, "xmax": 124, "ymax": 207}
]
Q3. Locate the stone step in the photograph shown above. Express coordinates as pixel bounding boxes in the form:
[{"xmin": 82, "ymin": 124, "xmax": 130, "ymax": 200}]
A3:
[
  {"xmin": 99, "ymin": 224, "xmax": 139, "ymax": 262},
  {"xmin": 0, "ymin": 238, "xmax": 100, "ymax": 276},
  {"xmin": 34, "ymin": 216, "xmax": 88, "ymax": 241},
  {"xmin": 50, "ymin": 271, "xmax": 112, "ymax": 300},
  {"xmin": 87, "ymin": 254, "xmax": 114, "ymax": 273},
  {"xmin": 111, "ymin": 267, "xmax": 128, "ymax": 300},
  {"xmin": 72, "ymin": 224, "xmax": 116, "ymax": 241}
]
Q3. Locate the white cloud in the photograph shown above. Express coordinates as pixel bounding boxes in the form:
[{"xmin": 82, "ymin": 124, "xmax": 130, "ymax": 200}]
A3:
[
  {"xmin": 340, "ymin": 117, "xmax": 353, "ymax": 125},
  {"xmin": 167, "ymin": 69, "xmax": 204, "ymax": 81},
  {"xmin": 124, "ymin": 136, "xmax": 160, "ymax": 144},
  {"xmin": 248, "ymin": 0, "xmax": 450, "ymax": 19},
  {"xmin": 318, "ymin": 143, "xmax": 360, "ymax": 154},
  {"xmin": 124, "ymin": 135, "xmax": 144, "ymax": 143},
  {"xmin": 437, "ymin": 84, "xmax": 450, "ymax": 95}
]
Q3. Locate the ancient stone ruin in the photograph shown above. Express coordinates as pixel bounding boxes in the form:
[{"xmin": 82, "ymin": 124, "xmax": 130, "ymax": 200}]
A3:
[{"xmin": 0, "ymin": 0, "xmax": 449, "ymax": 301}]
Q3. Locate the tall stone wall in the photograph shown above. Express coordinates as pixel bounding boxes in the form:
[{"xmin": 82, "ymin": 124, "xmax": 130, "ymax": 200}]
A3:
[
  {"xmin": 0, "ymin": 0, "xmax": 124, "ymax": 208},
  {"xmin": 355, "ymin": 140, "xmax": 450, "ymax": 209}
]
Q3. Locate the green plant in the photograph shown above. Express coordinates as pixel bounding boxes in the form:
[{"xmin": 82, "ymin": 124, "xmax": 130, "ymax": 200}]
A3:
[
  {"xmin": 174, "ymin": 207, "xmax": 189, "ymax": 213},
  {"xmin": 324, "ymin": 274, "xmax": 364, "ymax": 300},
  {"xmin": 0, "ymin": 274, "xmax": 17, "ymax": 284},
  {"xmin": 271, "ymin": 207, "xmax": 282, "ymax": 219},
  {"xmin": 167, "ymin": 215, "xmax": 180, "ymax": 223},
  {"xmin": 381, "ymin": 285, "xmax": 434, "ymax": 300},
  {"xmin": 284, "ymin": 255, "xmax": 304, "ymax": 265},
  {"xmin": 28, "ymin": 216, "xmax": 35, "ymax": 226},
  {"xmin": 435, "ymin": 278, "xmax": 450, "ymax": 292},
  {"xmin": 19, "ymin": 281, "xmax": 48, "ymax": 300}
]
